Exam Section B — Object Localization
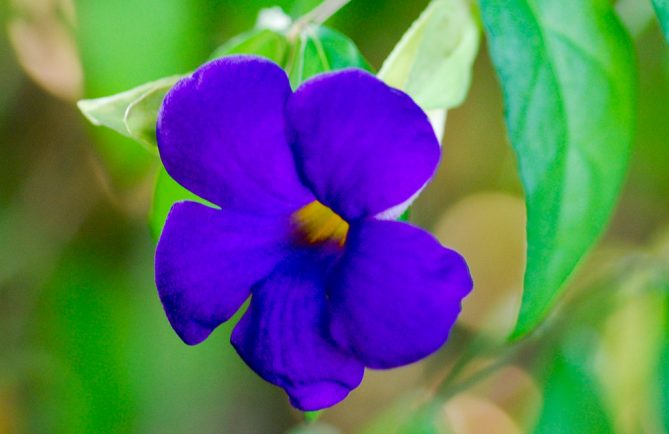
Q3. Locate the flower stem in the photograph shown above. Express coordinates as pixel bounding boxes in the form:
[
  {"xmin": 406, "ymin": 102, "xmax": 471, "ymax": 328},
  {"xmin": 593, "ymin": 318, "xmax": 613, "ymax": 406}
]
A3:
[
  {"xmin": 303, "ymin": 410, "xmax": 323, "ymax": 422},
  {"xmin": 288, "ymin": 0, "xmax": 352, "ymax": 40}
]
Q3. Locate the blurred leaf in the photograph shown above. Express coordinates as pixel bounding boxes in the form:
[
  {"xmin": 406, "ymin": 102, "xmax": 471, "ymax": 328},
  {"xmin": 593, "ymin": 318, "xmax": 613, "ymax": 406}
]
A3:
[
  {"xmin": 210, "ymin": 28, "xmax": 289, "ymax": 64},
  {"xmin": 6, "ymin": 1, "xmax": 82, "ymax": 101},
  {"xmin": 288, "ymin": 25, "xmax": 371, "ymax": 88},
  {"xmin": 149, "ymin": 168, "xmax": 206, "ymax": 241},
  {"xmin": 361, "ymin": 394, "xmax": 449, "ymax": 434},
  {"xmin": 480, "ymin": 0, "xmax": 636, "ymax": 338},
  {"xmin": 397, "ymin": 403, "xmax": 449, "ymax": 434},
  {"xmin": 378, "ymin": 0, "xmax": 480, "ymax": 110},
  {"xmin": 533, "ymin": 350, "xmax": 613, "ymax": 434},
  {"xmin": 443, "ymin": 394, "xmax": 523, "ymax": 434},
  {"xmin": 77, "ymin": 76, "xmax": 180, "ymax": 149},
  {"xmin": 596, "ymin": 275, "xmax": 667, "ymax": 433},
  {"xmin": 652, "ymin": 0, "xmax": 669, "ymax": 40}
]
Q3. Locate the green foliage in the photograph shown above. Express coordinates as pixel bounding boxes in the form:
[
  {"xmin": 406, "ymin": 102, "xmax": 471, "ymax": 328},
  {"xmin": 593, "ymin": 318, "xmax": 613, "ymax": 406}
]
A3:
[
  {"xmin": 159, "ymin": 25, "xmax": 364, "ymax": 237},
  {"xmin": 396, "ymin": 403, "xmax": 448, "ymax": 434},
  {"xmin": 210, "ymin": 28, "xmax": 290, "ymax": 64},
  {"xmin": 303, "ymin": 410, "xmax": 323, "ymax": 422},
  {"xmin": 652, "ymin": 0, "xmax": 669, "ymax": 41},
  {"xmin": 77, "ymin": 5, "xmax": 372, "ymax": 237},
  {"xmin": 74, "ymin": 0, "xmax": 206, "ymax": 183},
  {"xmin": 378, "ymin": 0, "xmax": 480, "ymax": 110},
  {"xmin": 287, "ymin": 25, "xmax": 371, "ymax": 88},
  {"xmin": 149, "ymin": 168, "xmax": 206, "ymax": 241},
  {"xmin": 533, "ymin": 349, "xmax": 613, "ymax": 433},
  {"xmin": 480, "ymin": 0, "xmax": 636, "ymax": 338},
  {"xmin": 287, "ymin": 422, "xmax": 340, "ymax": 434},
  {"xmin": 360, "ymin": 394, "xmax": 449, "ymax": 434},
  {"xmin": 77, "ymin": 76, "xmax": 180, "ymax": 150},
  {"xmin": 660, "ymin": 297, "xmax": 669, "ymax": 431},
  {"xmin": 8, "ymin": 0, "xmax": 669, "ymax": 431}
]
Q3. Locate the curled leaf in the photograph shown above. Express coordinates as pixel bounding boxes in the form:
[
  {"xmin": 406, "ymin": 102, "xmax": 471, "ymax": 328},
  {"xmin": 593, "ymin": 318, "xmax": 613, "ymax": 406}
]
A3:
[
  {"xmin": 378, "ymin": 0, "xmax": 480, "ymax": 110},
  {"xmin": 77, "ymin": 75, "xmax": 180, "ymax": 149}
]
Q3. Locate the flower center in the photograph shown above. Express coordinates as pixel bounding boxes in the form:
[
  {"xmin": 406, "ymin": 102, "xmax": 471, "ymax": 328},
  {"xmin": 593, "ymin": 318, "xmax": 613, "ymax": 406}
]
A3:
[{"xmin": 292, "ymin": 200, "xmax": 349, "ymax": 246}]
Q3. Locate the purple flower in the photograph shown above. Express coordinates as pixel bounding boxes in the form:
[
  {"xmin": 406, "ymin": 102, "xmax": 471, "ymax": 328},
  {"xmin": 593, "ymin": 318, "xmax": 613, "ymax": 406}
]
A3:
[{"xmin": 155, "ymin": 56, "xmax": 473, "ymax": 411}]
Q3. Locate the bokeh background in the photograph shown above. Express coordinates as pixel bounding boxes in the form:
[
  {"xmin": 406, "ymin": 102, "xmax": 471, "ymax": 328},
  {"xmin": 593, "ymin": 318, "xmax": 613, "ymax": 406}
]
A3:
[{"xmin": 1, "ymin": 0, "xmax": 668, "ymax": 433}]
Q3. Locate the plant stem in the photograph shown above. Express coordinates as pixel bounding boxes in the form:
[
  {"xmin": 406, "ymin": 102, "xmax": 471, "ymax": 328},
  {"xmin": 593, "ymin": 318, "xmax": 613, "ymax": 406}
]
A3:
[
  {"xmin": 288, "ymin": 0, "xmax": 352, "ymax": 40},
  {"xmin": 309, "ymin": 0, "xmax": 351, "ymax": 24}
]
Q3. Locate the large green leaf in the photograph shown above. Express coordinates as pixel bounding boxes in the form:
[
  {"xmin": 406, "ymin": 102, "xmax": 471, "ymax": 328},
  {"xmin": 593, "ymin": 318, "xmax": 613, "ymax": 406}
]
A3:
[
  {"xmin": 287, "ymin": 25, "xmax": 371, "ymax": 88},
  {"xmin": 653, "ymin": 0, "xmax": 669, "ymax": 41},
  {"xmin": 480, "ymin": 0, "xmax": 636, "ymax": 338},
  {"xmin": 77, "ymin": 76, "xmax": 180, "ymax": 149},
  {"xmin": 378, "ymin": 0, "xmax": 479, "ymax": 110}
]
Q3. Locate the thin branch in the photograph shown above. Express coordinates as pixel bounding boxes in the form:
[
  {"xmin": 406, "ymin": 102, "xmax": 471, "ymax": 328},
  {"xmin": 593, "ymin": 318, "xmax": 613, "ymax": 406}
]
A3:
[{"xmin": 287, "ymin": 0, "xmax": 351, "ymax": 40}]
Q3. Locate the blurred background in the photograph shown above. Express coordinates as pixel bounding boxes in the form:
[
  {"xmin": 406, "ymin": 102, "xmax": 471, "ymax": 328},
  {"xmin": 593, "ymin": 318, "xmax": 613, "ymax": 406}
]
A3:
[{"xmin": 1, "ymin": 0, "xmax": 668, "ymax": 432}]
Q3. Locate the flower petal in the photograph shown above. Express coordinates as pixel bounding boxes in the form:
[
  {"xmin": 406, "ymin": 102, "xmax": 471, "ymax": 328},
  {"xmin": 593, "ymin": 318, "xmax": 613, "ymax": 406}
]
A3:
[
  {"xmin": 155, "ymin": 201, "xmax": 291, "ymax": 345},
  {"xmin": 157, "ymin": 56, "xmax": 312, "ymax": 214},
  {"xmin": 231, "ymin": 251, "xmax": 364, "ymax": 411},
  {"xmin": 328, "ymin": 220, "xmax": 473, "ymax": 369},
  {"xmin": 287, "ymin": 69, "xmax": 440, "ymax": 220}
]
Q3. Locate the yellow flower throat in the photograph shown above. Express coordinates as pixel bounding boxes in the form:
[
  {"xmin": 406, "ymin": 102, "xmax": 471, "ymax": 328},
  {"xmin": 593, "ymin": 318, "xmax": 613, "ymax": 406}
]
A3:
[{"xmin": 293, "ymin": 201, "xmax": 349, "ymax": 246}]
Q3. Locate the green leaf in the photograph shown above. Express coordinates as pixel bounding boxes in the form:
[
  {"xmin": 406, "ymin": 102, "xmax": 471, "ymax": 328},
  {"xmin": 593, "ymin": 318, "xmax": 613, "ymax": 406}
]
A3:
[
  {"xmin": 149, "ymin": 167, "xmax": 205, "ymax": 241},
  {"xmin": 210, "ymin": 28, "xmax": 289, "ymax": 64},
  {"xmin": 79, "ymin": 28, "xmax": 289, "ymax": 150},
  {"xmin": 74, "ymin": 0, "xmax": 207, "ymax": 183},
  {"xmin": 652, "ymin": 0, "xmax": 669, "ymax": 41},
  {"xmin": 378, "ymin": 0, "xmax": 480, "ymax": 110},
  {"xmin": 77, "ymin": 75, "xmax": 180, "ymax": 149},
  {"xmin": 287, "ymin": 25, "xmax": 371, "ymax": 88},
  {"xmin": 480, "ymin": 0, "xmax": 636, "ymax": 338}
]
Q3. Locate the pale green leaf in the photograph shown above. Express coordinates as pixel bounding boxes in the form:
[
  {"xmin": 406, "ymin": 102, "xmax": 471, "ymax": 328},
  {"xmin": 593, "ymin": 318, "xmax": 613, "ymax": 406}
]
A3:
[
  {"xmin": 77, "ymin": 75, "xmax": 180, "ymax": 149},
  {"xmin": 79, "ymin": 28, "xmax": 289, "ymax": 150},
  {"xmin": 480, "ymin": 0, "xmax": 636, "ymax": 338},
  {"xmin": 378, "ymin": 0, "xmax": 480, "ymax": 110}
]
